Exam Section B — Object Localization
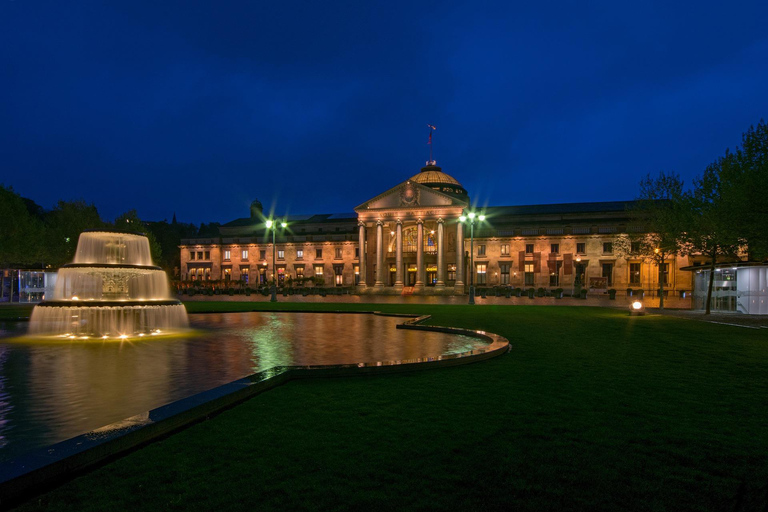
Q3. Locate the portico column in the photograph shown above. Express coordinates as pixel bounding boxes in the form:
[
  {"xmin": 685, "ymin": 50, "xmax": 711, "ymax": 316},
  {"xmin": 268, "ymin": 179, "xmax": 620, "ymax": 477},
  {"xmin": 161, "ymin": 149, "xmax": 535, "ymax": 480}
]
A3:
[
  {"xmin": 374, "ymin": 220, "xmax": 384, "ymax": 288},
  {"xmin": 415, "ymin": 219, "xmax": 425, "ymax": 290},
  {"xmin": 395, "ymin": 220, "xmax": 403, "ymax": 289},
  {"xmin": 357, "ymin": 221, "xmax": 366, "ymax": 288},
  {"xmin": 454, "ymin": 220, "xmax": 465, "ymax": 294},
  {"xmin": 436, "ymin": 218, "xmax": 445, "ymax": 288}
]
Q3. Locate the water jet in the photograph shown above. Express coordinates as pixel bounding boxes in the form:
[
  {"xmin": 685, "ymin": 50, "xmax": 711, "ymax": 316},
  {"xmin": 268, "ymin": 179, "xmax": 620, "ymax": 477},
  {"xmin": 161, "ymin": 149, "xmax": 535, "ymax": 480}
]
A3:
[{"xmin": 28, "ymin": 231, "xmax": 188, "ymax": 338}]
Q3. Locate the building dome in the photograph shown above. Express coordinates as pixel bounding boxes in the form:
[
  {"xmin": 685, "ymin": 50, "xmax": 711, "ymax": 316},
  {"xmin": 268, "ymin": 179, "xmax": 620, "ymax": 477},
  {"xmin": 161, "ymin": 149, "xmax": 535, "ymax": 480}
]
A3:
[
  {"xmin": 408, "ymin": 163, "xmax": 468, "ymax": 200},
  {"xmin": 250, "ymin": 199, "xmax": 264, "ymax": 218}
]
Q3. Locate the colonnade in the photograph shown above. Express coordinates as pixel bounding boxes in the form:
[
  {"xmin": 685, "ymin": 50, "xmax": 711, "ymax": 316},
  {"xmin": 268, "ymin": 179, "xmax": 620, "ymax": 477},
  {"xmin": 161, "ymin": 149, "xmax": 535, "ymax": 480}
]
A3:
[{"xmin": 358, "ymin": 218, "xmax": 465, "ymax": 292}]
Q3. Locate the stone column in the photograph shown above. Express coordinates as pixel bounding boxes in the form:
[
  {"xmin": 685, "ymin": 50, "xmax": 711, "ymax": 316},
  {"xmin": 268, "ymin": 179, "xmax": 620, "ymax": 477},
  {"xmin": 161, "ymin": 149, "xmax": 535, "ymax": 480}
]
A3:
[
  {"xmin": 357, "ymin": 221, "xmax": 366, "ymax": 288},
  {"xmin": 436, "ymin": 218, "xmax": 445, "ymax": 288},
  {"xmin": 374, "ymin": 220, "xmax": 384, "ymax": 288},
  {"xmin": 395, "ymin": 220, "xmax": 403, "ymax": 289},
  {"xmin": 415, "ymin": 219, "xmax": 425, "ymax": 290},
  {"xmin": 454, "ymin": 220, "xmax": 465, "ymax": 294}
]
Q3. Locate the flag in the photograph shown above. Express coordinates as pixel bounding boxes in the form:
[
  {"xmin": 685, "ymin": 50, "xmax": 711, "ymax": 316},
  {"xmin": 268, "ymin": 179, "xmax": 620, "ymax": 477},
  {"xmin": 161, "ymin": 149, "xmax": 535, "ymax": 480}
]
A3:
[{"xmin": 428, "ymin": 131, "xmax": 432, "ymax": 144}]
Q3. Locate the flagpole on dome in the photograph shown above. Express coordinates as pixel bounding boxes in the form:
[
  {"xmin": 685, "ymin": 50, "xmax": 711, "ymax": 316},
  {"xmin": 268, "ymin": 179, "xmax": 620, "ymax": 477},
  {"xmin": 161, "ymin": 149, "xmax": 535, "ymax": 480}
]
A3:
[{"xmin": 427, "ymin": 124, "xmax": 436, "ymax": 165}]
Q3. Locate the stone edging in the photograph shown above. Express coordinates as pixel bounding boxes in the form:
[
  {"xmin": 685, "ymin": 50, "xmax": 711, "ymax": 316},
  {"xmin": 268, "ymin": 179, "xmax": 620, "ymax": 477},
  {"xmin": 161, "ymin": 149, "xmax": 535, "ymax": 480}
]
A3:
[{"xmin": 0, "ymin": 311, "xmax": 509, "ymax": 508}]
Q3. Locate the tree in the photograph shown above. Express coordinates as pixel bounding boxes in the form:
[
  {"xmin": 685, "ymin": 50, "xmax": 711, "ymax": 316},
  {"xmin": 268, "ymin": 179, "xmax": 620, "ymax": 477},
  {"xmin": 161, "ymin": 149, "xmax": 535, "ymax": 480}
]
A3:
[
  {"xmin": 0, "ymin": 185, "xmax": 44, "ymax": 299},
  {"xmin": 723, "ymin": 120, "xmax": 768, "ymax": 260},
  {"xmin": 43, "ymin": 200, "xmax": 105, "ymax": 267},
  {"xmin": 630, "ymin": 172, "xmax": 688, "ymax": 310},
  {"xmin": 682, "ymin": 155, "xmax": 744, "ymax": 315},
  {"xmin": 113, "ymin": 210, "xmax": 162, "ymax": 264}
]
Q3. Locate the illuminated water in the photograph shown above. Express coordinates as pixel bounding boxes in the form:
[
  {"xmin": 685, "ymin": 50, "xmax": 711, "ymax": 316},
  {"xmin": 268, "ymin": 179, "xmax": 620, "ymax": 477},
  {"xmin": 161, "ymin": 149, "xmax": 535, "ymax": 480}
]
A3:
[
  {"xmin": 0, "ymin": 312, "xmax": 482, "ymax": 461},
  {"xmin": 28, "ymin": 231, "xmax": 188, "ymax": 337}
]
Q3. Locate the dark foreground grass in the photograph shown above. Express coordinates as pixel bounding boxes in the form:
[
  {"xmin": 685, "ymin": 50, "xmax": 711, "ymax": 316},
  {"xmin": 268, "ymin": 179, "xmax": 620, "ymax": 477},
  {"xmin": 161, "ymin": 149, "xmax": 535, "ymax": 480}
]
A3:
[{"xmin": 11, "ymin": 304, "xmax": 768, "ymax": 511}]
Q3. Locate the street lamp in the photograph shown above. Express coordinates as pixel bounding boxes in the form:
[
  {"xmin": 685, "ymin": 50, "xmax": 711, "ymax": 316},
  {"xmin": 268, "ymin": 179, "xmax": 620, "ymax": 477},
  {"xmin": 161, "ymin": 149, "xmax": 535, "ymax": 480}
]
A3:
[
  {"xmin": 459, "ymin": 211, "xmax": 485, "ymax": 305},
  {"xmin": 265, "ymin": 219, "xmax": 288, "ymax": 302}
]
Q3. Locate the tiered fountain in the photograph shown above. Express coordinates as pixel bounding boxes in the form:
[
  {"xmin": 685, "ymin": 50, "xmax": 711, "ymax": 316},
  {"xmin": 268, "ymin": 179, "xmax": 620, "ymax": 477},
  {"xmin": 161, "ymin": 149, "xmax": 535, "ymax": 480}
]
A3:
[{"xmin": 29, "ymin": 231, "xmax": 188, "ymax": 339}]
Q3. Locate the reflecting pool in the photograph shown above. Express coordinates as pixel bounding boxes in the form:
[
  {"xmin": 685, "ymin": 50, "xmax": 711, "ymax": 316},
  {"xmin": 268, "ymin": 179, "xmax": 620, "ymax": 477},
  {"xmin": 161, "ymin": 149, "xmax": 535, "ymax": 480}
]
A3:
[{"xmin": 0, "ymin": 312, "xmax": 482, "ymax": 461}]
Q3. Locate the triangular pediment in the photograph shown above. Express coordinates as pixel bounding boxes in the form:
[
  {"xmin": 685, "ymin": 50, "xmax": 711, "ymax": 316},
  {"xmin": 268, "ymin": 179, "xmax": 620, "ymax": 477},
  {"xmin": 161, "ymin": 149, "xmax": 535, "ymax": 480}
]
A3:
[{"xmin": 355, "ymin": 180, "xmax": 468, "ymax": 212}]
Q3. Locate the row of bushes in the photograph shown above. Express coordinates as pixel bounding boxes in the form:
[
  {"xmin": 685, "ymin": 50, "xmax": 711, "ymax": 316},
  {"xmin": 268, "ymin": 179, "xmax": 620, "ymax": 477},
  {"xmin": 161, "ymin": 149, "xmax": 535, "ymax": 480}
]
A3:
[
  {"xmin": 180, "ymin": 286, "xmax": 354, "ymax": 297},
  {"xmin": 474, "ymin": 286, "xmax": 687, "ymax": 300}
]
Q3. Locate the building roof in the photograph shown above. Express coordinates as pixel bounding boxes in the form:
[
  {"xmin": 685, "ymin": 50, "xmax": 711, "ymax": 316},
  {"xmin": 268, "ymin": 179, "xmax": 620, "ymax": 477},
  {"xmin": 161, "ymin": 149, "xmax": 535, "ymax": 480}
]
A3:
[{"xmin": 485, "ymin": 200, "xmax": 637, "ymax": 217}]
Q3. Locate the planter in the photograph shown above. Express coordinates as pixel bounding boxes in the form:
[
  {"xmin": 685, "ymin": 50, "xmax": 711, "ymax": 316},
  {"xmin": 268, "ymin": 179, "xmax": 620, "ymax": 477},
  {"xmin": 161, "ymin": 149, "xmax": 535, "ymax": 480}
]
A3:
[
  {"xmin": 579, "ymin": 289, "xmax": 588, "ymax": 299},
  {"xmin": 608, "ymin": 289, "xmax": 617, "ymax": 300},
  {"xmin": 514, "ymin": 288, "xmax": 522, "ymax": 297},
  {"xmin": 527, "ymin": 288, "xmax": 535, "ymax": 299}
]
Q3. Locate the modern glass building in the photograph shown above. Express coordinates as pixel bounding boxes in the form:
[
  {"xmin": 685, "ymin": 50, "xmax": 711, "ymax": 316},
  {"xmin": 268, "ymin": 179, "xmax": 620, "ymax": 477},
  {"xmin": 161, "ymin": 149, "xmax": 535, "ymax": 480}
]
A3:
[{"xmin": 689, "ymin": 263, "xmax": 768, "ymax": 315}]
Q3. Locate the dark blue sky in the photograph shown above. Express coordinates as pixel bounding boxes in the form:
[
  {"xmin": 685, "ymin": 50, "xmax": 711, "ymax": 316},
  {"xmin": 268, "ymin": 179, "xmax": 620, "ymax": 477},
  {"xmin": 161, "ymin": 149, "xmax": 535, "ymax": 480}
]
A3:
[{"xmin": 2, "ymin": 1, "xmax": 767, "ymax": 225}]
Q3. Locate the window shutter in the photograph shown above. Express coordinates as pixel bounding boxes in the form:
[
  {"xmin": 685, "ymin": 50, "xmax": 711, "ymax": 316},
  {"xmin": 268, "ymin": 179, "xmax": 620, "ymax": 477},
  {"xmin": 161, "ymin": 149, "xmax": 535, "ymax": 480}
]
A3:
[
  {"xmin": 518, "ymin": 251, "xmax": 526, "ymax": 272},
  {"xmin": 533, "ymin": 252, "xmax": 541, "ymax": 273},
  {"xmin": 563, "ymin": 253, "xmax": 573, "ymax": 275},
  {"xmin": 547, "ymin": 253, "xmax": 557, "ymax": 273}
]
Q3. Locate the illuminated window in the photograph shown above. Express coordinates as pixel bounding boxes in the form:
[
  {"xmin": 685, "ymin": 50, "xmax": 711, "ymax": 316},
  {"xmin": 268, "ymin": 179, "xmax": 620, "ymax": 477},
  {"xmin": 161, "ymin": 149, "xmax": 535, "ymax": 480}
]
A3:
[
  {"xmin": 277, "ymin": 267, "xmax": 285, "ymax": 285},
  {"xmin": 334, "ymin": 265, "xmax": 343, "ymax": 286},
  {"xmin": 524, "ymin": 263, "xmax": 535, "ymax": 286},
  {"xmin": 223, "ymin": 268, "xmax": 231, "ymax": 281},
  {"xmin": 476, "ymin": 264, "xmax": 487, "ymax": 285},
  {"xmin": 576, "ymin": 243, "xmax": 586, "ymax": 254},
  {"xmin": 525, "ymin": 244, "xmax": 534, "ymax": 254},
  {"xmin": 241, "ymin": 267, "xmax": 249, "ymax": 284},
  {"xmin": 500, "ymin": 244, "xmax": 510, "ymax": 256},
  {"xmin": 354, "ymin": 265, "xmax": 360, "ymax": 285},
  {"xmin": 241, "ymin": 250, "xmax": 248, "ymax": 260},
  {"xmin": 297, "ymin": 249, "xmax": 304, "ymax": 259},
  {"xmin": 224, "ymin": 250, "xmax": 231, "ymax": 261},
  {"xmin": 314, "ymin": 265, "xmax": 324, "ymax": 277},
  {"xmin": 448, "ymin": 264, "xmax": 456, "ymax": 282},
  {"xmin": 277, "ymin": 250, "xmax": 285, "ymax": 260}
]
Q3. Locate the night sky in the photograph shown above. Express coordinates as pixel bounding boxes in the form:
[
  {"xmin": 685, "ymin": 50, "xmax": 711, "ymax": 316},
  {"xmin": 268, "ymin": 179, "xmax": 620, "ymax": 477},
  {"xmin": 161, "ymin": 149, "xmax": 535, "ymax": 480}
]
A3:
[{"xmin": 2, "ymin": 1, "xmax": 767, "ymax": 225}]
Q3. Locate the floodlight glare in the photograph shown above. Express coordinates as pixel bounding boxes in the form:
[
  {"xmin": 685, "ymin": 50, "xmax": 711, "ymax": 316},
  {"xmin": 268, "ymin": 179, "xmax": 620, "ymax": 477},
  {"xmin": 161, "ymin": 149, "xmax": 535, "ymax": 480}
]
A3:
[
  {"xmin": 629, "ymin": 300, "xmax": 646, "ymax": 316},
  {"xmin": 281, "ymin": 222, "xmax": 287, "ymax": 228},
  {"xmin": 468, "ymin": 212, "xmax": 476, "ymax": 219},
  {"xmin": 266, "ymin": 220, "xmax": 273, "ymax": 228},
  {"xmin": 479, "ymin": 214, "xmax": 486, "ymax": 221},
  {"xmin": 459, "ymin": 215, "xmax": 467, "ymax": 222}
]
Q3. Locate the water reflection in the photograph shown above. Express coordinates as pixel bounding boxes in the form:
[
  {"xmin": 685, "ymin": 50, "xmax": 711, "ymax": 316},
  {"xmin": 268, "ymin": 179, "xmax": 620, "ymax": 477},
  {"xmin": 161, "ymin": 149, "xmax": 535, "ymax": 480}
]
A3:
[{"xmin": 0, "ymin": 312, "xmax": 481, "ymax": 460}]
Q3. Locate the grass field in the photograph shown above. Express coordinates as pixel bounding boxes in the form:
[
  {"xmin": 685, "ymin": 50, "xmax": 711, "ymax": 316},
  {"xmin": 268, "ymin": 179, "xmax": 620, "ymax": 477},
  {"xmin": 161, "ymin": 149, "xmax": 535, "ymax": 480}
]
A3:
[{"xmin": 9, "ymin": 303, "xmax": 768, "ymax": 511}]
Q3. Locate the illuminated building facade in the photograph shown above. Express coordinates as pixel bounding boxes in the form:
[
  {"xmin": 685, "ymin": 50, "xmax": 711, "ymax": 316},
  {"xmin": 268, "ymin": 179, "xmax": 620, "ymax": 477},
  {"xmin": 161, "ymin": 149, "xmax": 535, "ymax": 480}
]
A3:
[{"xmin": 180, "ymin": 162, "xmax": 696, "ymax": 295}]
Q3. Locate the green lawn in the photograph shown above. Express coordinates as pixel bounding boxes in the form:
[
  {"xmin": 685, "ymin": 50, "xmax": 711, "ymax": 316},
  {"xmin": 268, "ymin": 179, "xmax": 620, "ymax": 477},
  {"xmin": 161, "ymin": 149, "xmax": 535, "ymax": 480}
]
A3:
[{"xmin": 11, "ymin": 304, "xmax": 768, "ymax": 511}]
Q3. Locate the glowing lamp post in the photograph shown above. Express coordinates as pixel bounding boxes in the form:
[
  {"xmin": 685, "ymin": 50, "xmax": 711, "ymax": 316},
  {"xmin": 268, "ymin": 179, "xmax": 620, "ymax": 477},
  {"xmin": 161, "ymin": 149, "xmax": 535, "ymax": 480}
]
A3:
[
  {"xmin": 459, "ymin": 211, "xmax": 485, "ymax": 305},
  {"xmin": 265, "ymin": 219, "xmax": 288, "ymax": 303}
]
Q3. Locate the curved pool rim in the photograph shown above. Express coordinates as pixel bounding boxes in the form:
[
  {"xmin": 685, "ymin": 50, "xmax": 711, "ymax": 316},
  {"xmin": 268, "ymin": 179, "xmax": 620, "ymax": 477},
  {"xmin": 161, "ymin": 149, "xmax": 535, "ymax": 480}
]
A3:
[{"xmin": 0, "ymin": 310, "xmax": 510, "ymax": 506}]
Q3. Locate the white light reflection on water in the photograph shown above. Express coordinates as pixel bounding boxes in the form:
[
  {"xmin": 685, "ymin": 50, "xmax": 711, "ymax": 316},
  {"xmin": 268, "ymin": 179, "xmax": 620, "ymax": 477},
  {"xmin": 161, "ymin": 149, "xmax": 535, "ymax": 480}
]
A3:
[{"xmin": 0, "ymin": 312, "xmax": 483, "ymax": 461}]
